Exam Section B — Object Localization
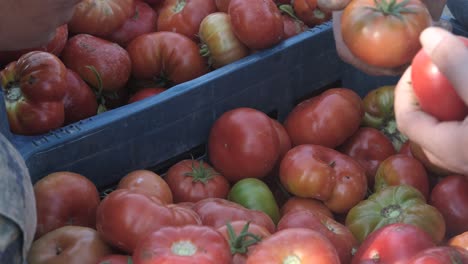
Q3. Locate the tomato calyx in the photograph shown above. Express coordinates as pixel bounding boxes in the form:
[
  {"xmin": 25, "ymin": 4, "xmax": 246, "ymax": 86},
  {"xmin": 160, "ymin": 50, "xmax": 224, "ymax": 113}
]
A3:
[
  {"xmin": 226, "ymin": 222, "xmax": 262, "ymax": 255},
  {"xmin": 171, "ymin": 240, "xmax": 198, "ymax": 256},
  {"xmin": 173, "ymin": 0, "xmax": 187, "ymax": 13},
  {"xmin": 184, "ymin": 160, "xmax": 218, "ymax": 184},
  {"xmin": 381, "ymin": 204, "xmax": 402, "ymax": 219},
  {"xmin": 4, "ymin": 85, "xmax": 22, "ymax": 102},
  {"xmin": 370, "ymin": 0, "xmax": 416, "ymax": 18},
  {"xmin": 85, "ymin": 65, "xmax": 107, "ymax": 114},
  {"xmin": 279, "ymin": 4, "xmax": 301, "ymax": 21}
]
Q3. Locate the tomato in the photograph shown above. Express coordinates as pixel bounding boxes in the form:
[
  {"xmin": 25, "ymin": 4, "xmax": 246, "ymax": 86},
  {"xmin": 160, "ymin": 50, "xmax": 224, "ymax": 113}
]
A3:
[
  {"xmin": 281, "ymin": 14, "xmax": 308, "ymax": 40},
  {"xmin": 351, "ymin": 223, "xmax": 435, "ymax": 264},
  {"xmin": 429, "ymin": 175, "xmax": 468, "ymax": 237},
  {"xmin": 68, "ymin": 0, "xmax": 135, "ymax": 38},
  {"xmin": 277, "ymin": 210, "xmax": 358, "ymax": 264},
  {"xmin": 284, "ymin": 88, "xmax": 364, "ymax": 148},
  {"xmin": 280, "ymin": 197, "xmax": 333, "ymax": 218},
  {"xmin": 399, "ymin": 140, "xmax": 413, "ymax": 156},
  {"xmin": 96, "ymin": 189, "xmax": 201, "ymax": 253},
  {"xmin": 61, "ymin": 34, "xmax": 132, "ymax": 93},
  {"xmin": 339, "ymin": 127, "xmax": 396, "ymax": 187},
  {"xmin": 246, "ymin": 228, "xmax": 340, "ymax": 263},
  {"xmin": 193, "ymin": 198, "xmax": 276, "ymax": 234},
  {"xmin": 165, "ymin": 159, "xmax": 230, "ymax": 203},
  {"xmin": 293, "ymin": 0, "xmax": 332, "ymax": 27},
  {"xmin": 270, "ymin": 118, "xmax": 292, "ymax": 163},
  {"xmin": 411, "ymin": 37, "xmax": 468, "ymax": 121},
  {"xmin": 33, "ymin": 171, "xmax": 100, "ymax": 239},
  {"xmin": 133, "ymin": 225, "xmax": 232, "ymax": 264},
  {"xmin": 1, "ymin": 51, "xmax": 67, "ymax": 135},
  {"xmin": 158, "ymin": 0, "xmax": 217, "ymax": 40},
  {"xmin": 108, "ymin": 0, "xmax": 158, "ymax": 47},
  {"xmin": 448, "ymin": 231, "xmax": 468, "ymax": 251},
  {"xmin": 228, "ymin": 178, "xmax": 280, "ymax": 224},
  {"xmin": 127, "ymin": 87, "xmax": 166, "ymax": 103},
  {"xmin": 117, "ymin": 169, "xmax": 173, "ymax": 204},
  {"xmin": 374, "ymin": 154, "xmax": 430, "ymax": 199},
  {"xmin": 27, "ymin": 226, "xmax": 112, "ymax": 264},
  {"xmin": 229, "ymin": 0, "xmax": 284, "ymax": 50},
  {"xmin": 217, "ymin": 221, "xmax": 272, "ymax": 264},
  {"xmin": 215, "ymin": 0, "xmax": 231, "ymax": 12},
  {"xmin": 97, "ymin": 255, "xmax": 133, "ymax": 264},
  {"xmin": 208, "ymin": 107, "xmax": 281, "ymax": 182},
  {"xmin": 279, "ymin": 144, "xmax": 367, "ymax": 213},
  {"xmin": 63, "ymin": 69, "xmax": 98, "ymax": 125},
  {"xmin": 345, "ymin": 185, "xmax": 446, "ymax": 244},
  {"xmin": 407, "ymin": 246, "xmax": 468, "ymax": 264},
  {"xmin": 341, "ymin": 0, "xmax": 431, "ymax": 68},
  {"xmin": 126, "ymin": 32, "xmax": 208, "ymax": 85},
  {"xmin": 198, "ymin": 12, "xmax": 250, "ymax": 69}
]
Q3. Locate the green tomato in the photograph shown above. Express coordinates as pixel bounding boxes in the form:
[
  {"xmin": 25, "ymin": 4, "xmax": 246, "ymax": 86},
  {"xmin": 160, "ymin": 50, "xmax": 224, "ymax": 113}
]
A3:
[{"xmin": 228, "ymin": 178, "xmax": 280, "ymax": 224}]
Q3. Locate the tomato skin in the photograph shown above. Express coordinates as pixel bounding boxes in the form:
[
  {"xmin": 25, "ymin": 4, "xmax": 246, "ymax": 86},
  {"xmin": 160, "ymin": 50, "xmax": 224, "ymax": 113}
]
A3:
[
  {"xmin": 246, "ymin": 228, "xmax": 340, "ymax": 264},
  {"xmin": 126, "ymin": 32, "xmax": 208, "ymax": 84},
  {"xmin": 63, "ymin": 69, "xmax": 98, "ymax": 125},
  {"xmin": 97, "ymin": 255, "xmax": 133, "ymax": 264},
  {"xmin": 280, "ymin": 197, "xmax": 333, "ymax": 218},
  {"xmin": 351, "ymin": 223, "xmax": 436, "ymax": 264},
  {"xmin": 157, "ymin": 0, "xmax": 217, "ymax": 40},
  {"xmin": 341, "ymin": 0, "xmax": 431, "ymax": 68},
  {"xmin": 281, "ymin": 15, "xmax": 308, "ymax": 40},
  {"xmin": 133, "ymin": 225, "xmax": 232, "ymax": 264},
  {"xmin": 127, "ymin": 87, "xmax": 166, "ymax": 103},
  {"xmin": 215, "ymin": 0, "xmax": 231, "ymax": 12},
  {"xmin": 96, "ymin": 189, "xmax": 201, "ymax": 254},
  {"xmin": 279, "ymin": 144, "xmax": 368, "ymax": 213},
  {"xmin": 229, "ymin": 0, "xmax": 284, "ymax": 50},
  {"xmin": 117, "ymin": 169, "xmax": 173, "ymax": 204},
  {"xmin": 165, "ymin": 159, "xmax": 230, "ymax": 203},
  {"xmin": 208, "ymin": 107, "xmax": 281, "ymax": 182},
  {"xmin": 293, "ymin": 0, "xmax": 332, "ymax": 27},
  {"xmin": 411, "ymin": 37, "xmax": 468, "ymax": 121},
  {"xmin": 429, "ymin": 175, "xmax": 468, "ymax": 237},
  {"xmin": 406, "ymin": 246, "xmax": 468, "ymax": 264},
  {"xmin": 284, "ymin": 88, "xmax": 364, "ymax": 148},
  {"xmin": 345, "ymin": 185, "xmax": 446, "ymax": 244},
  {"xmin": 228, "ymin": 178, "xmax": 281, "ymax": 224}
]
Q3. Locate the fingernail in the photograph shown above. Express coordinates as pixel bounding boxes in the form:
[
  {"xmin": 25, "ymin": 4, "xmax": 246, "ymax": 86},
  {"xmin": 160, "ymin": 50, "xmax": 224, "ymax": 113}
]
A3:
[{"xmin": 420, "ymin": 27, "xmax": 446, "ymax": 54}]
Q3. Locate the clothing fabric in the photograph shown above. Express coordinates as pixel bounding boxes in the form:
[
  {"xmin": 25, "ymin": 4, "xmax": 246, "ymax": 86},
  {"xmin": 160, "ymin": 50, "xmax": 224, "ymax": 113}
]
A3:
[{"xmin": 447, "ymin": 0, "xmax": 468, "ymax": 29}]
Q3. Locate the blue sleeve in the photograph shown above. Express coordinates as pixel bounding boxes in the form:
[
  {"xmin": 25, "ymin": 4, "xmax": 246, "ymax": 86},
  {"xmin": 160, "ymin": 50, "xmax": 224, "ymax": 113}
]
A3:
[{"xmin": 447, "ymin": 0, "xmax": 468, "ymax": 29}]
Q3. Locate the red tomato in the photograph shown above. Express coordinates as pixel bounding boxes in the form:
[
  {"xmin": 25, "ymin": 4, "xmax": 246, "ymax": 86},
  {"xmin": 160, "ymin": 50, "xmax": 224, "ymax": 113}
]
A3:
[
  {"xmin": 63, "ymin": 69, "xmax": 98, "ymax": 125},
  {"xmin": 33, "ymin": 172, "xmax": 100, "ymax": 240},
  {"xmin": 157, "ymin": 0, "xmax": 217, "ymax": 40},
  {"xmin": 448, "ymin": 231, "xmax": 468, "ymax": 251},
  {"xmin": 208, "ymin": 107, "xmax": 281, "ymax": 182},
  {"xmin": 229, "ymin": 0, "xmax": 284, "ymax": 50},
  {"xmin": 246, "ymin": 228, "xmax": 340, "ymax": 263},
  {"xmin": 279, "ymin": 144, "xmax": 368, "ymax": 213},
  {"xmin": 128, "ymin": 87, "xmax": 166, "ymax": 103},
  {"xmin": 293, "ymin": 0, "xmax": 332, "ymax": 27},
  {"xmin": 411, "ymin": 37, "xmax": 468, "ymax": 121},
  {"xmin": 430, "ymin": 175, "xmax": 468, "ymax": 237},
  {"xmin": 284, "ymin": 88, "xmax": 364, "ymax": 148},
  {"xmin": 351, "ymin": 223, "xmax": 436, "ymax": 264},
  {"xmin": 133, "ymin": 225, "xmax": 232, "ymax": 264},
  {"xmin": 126, "ymin": 32, "xmax": 208, "ymax": 84},
  {"xmin": 108, "ymin": 0, "xmax": 158, "ymax": 47},
  {"xmin": 339, "ymin": 127, "xmax": 396, "ymax": 187},
  {"xmin": 399, "ymin": 140, "xmax": 413, "ymax": 157},
  {"xmin": 96, "ymin": 189, "xmax": 201, "ymax": 253},
  {"xmin": 406, "ymin": 246, "xmax": 468, "ymax": 264},
  {"xmin": 215, "ymin": 0, "xmax": 231, "ymax": 12},
  {"xmin": 97, "ymin": 255, "xmax": 132, "ymax": 264},
  {"xmin": 165, "ymin": 159, "xmax": 230, "ymax": 203},
  {"xmin": 281, "ymin": 15, "xmax": 308, "ymax": 40},
  {"xmin": 341, "ymin": 0, "xmax": 431, "ymax": 68},
  {"xmin": 68, "ymin": 0, "xmax": 135, "ymax": 37},
  {"xmin": 117, "ymin": 169, "xmax": 173, "ymax": 204},
  {"xmin": 280, "ymin": 196, "xmax": 333, "ymax": 218}
]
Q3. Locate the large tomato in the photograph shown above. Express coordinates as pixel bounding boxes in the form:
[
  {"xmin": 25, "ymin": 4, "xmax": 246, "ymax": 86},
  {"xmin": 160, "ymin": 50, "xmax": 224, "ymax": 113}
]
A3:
[
  {"xmin": 126, "ymin": 32, "xmax": 208, "ymax": 85},
  {"xmin": 284, "ymin": 88, "xmax": 364, "ymax": 148},
  {"xmin": 157, "ymin": 0, "xmax": 217, "ymax": 40},
  {"xmin": 68, "ymin": 0, "xmax": 135, "ymax": 37},
  {"xmin": 208, "ymin": 107, "xmax": 281, "ymax": 182},
  {"xmin": 133, "ymin": 225, "xmax": 232, "ymax": 264},
  {"xmin": 33, "ymin": 172, "xmax": 100, "ymax": 240},
  {"xmin": 63, "ymin": 69, "xmax": 98, "ymax": 125},
  {"xmin": 228, "ymin": 0, "xmax": 284, "ymax": 50},
  {"xmin": 117, "ymin": 169, "xmax": 173, "ymax": 204},
  {"xmin": 279, "ymin": 144, "xmax": 368, "ymax": 213},
  {"xmin": 341, "ymin": 0, "xmax": 431, "ymax": 68},
  {"xmin": 165, "ymin": 159, "xmax": 230, "ymax": 203},
  {"xmin": 96, "ymin": 189, "xmax": 201, "ymax": 253},
  {"xmin": 293, "ymin": 0, "xmax": 332, "ymax": 27},
  {"xmin": 411, "ymin": 37, "xmax": 468, "ymax": 121},
  {"xmin": 407, "ymin": 246, "xmax": 468, "ymax": 264},
  {"xmin": 429, "ymin": 175, "xmax": 468, "ymax": 237},
  {"xmin": 280, "ymin": 197, "xmax": 333, "ymax": 218},
  {"xmin": 246, "ymin": 228, "xmax": 340, "ymax": 263}
]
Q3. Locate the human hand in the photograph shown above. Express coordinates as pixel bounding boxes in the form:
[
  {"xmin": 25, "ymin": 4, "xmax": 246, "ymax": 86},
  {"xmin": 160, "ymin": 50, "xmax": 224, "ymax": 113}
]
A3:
[
  {"xmin": 394, "ymin": 27, "xmax": 468, "ymax": 175},
  {"xmin": 0, "ymin": 0, "xmax": 81, "ymax": 51}
]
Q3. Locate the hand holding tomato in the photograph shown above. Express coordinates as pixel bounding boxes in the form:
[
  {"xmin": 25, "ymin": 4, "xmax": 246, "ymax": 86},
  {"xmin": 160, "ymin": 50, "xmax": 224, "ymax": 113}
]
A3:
[{"xmin": 394, "ymin": 27, "xmax": 468, "ymax": 175}]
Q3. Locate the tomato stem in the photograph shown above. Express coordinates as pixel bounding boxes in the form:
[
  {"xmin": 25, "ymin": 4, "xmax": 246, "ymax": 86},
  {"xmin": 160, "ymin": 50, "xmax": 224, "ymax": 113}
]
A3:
[
  {"xmin": 86, "ymin": 65, "xmax": 107, "ymax": 114},
  {"xmin": 279, "ymin": 4, "xmax": 301, "ymax": 21},
  {"xmin": 381, "ymin": 204, "xmax": 402, "ymax": 219},
  {"xmin": 184, "ymin": 160, "xmax": 218, "ymax": 183},
  {"xmin": 372, "ymin": 0, "xmax": 416, "ymax": 18},
  {"xmin": 226, "ymin": 222, "xmax": 263, "ymax": 255}
]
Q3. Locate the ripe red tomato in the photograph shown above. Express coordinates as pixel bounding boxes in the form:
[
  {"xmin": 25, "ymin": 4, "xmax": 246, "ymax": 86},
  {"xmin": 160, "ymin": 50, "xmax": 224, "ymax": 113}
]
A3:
[
  {"xmin": 165, "ymin": 159, "xmax": 230, "ymax": 203},
  {"xmin": 279, "ymin": 144, "xmax": 368, "ymax": 213},
  {"xmin": 228, "ymin": 0, "xmax": 284, "ymax": 50},
  {"xmin": 341, "ymin": 0, "xmax": 431, "ymax": 68},
  {"xmin": 246, "ymin": 228, "xmax": 340, "ymax": 263},
  {"xmin": 133, "ymin": 225, "xmax": 232, "ymax": 264},
  {"xmin": 117, "ymin": 169, "xmax": 173, "ymax": 204},
  {"xmin": 128, "ymin": 87, "xmax": 166, "ymax": 103},
  {"xmin": 293, "ymin": 0, "xmax": 331, "ymax": 27},
  {"xmin": 33, "ymin": 171, "xmax": 100, "ymax": 240},
  {"xmin": 63, "ymin": 69, "xmax": 98, "ymax": 125},
  {"xmin": 284, "ymin": 88, "xmax": 364, "ymax": 148},
  {"xmin": 280, "ymin": 196, "xmax": 333, "ymax": 218},
  {"xmin": 406, "ymin": 246, "xmax": 468, "ymax": 264},
  {"xmin": 411, "ymin": 37, "xmax": 468, "ymax": 121},
  {"xmin": 430, "ymin": 175, "xmax": 468, "ymax": 237},
  {"xmin": 208, "ymin": 107, "xmax": 281, "ymax": 182},
  {"xmin": 281, "ymin": 15, "xmax": 308, "ymax": 40}
]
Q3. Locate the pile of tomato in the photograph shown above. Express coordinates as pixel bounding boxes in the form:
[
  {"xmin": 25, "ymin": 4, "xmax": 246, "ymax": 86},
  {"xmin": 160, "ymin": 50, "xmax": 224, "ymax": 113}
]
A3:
[{"xmin": 28, "ymin": 85, "xmax": 468, "ymax": 264}]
